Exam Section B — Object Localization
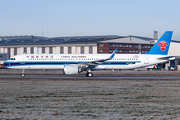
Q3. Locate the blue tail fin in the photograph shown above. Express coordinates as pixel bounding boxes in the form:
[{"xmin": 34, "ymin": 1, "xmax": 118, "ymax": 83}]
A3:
[{"xmin": 146, "ymin": 31, "xmax": 173, "ymax": 55}]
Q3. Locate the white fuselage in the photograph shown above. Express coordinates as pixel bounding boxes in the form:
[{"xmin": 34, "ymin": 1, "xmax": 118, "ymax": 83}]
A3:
[{"xmin": 3, "ymin": 54, "xmax": 174, "ymax": 70}]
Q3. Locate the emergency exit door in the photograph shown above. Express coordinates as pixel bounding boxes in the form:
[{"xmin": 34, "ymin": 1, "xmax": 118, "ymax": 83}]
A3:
[{"xmin": 144, "ymin": 56, "xmax": 149, "ymax": 64}]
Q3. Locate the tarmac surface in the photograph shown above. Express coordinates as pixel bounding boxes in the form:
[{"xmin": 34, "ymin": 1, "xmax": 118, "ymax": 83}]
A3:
[
  {"xmin": 1, "ymin": 74, "xmax": 180, "ymax": 80},
  {"xmin": 1, "ymin": 69, "xmax": 180, "ymax": 80},
  {"xmin": 1, "ymin": 69, "xmax": 180, "ymax": 119},
  {"xmin": 1, "ymin": 78, "xmax": 180, "ymax": 119}
]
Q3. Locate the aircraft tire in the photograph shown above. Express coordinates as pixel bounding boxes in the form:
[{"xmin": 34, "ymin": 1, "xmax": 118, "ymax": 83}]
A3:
[
  {"xmin": 21, "ymin": 74, "xmax": 25, "ymax": 77},
  {"xmin": 86, "ymin": 72, "xmax": 93, "ymax": 77}
]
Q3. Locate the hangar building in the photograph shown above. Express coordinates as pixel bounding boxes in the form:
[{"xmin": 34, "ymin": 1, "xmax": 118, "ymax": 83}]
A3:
[
  {"xmin": 0, "ymin": 35, "xmax": 118, "ymax": 64},
  {"xmin": 1, "ymin": 33, "xmax": 180, "ymax": 69}
]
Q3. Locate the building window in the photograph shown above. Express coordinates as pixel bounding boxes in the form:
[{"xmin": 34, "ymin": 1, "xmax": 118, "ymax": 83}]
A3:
[
  {"xmin": 49, "ymin": 47, "xmax": 53, "ymax": 54},
  {"xmin": 100, "ymin": 49, "xmax": 103, "ymax": 52},
  {"xmin": 31, "ymin": 47, "xmax": 34, "ymax": 54},
  {"xmin": 68, "ymin": 46, "xmax": 71, "ymax": 54},
  {"xmin": 109, "ymin": 44, "xmax": 112, "ymax": 47},
  {"xmin": 42, "ymin": 47, "xmax": 45, "ymax": 54},
  {"xmin": 7, "ymin": 48, "xmax": 10, "ymax": 54},
  {"xmin": 14, "ymin": 47, "xmax": 17, "ymax": 55},
  {"xmin": 60, "ymin": 47, "xmax": 64, "ymax": 54},
  {"xmin": 100, "ymin": 44, "xmax": 104, "ymax": 47},
  {"xmin": 81, "ymin": 46, "xmax": 84, "ymax": 54},
  {"xmin": 116, "ymin": 44, "xmax": 119, "ymax": 47},
  {"xmin": 113, "ymin": 44, "xmax": 115, "ymax": 47},
  {"xmin": 126, "ymin": 45, "xmax": 128, "ymax": 47},
  {"xmin": 24, "ymin": 47, "xmax": 27, "ymax": 54},
  {"xmin": 119, "ymin": 44, "xmax": 122, "ymax": 47},
  {"xmin": 123, "ymin": 45, "xmax": 125, "ymax": 47},
  {"xmin": 129, "ymin": 45, "xmax": 132, "ymax": 47},
  {"xmin": 89, "ymin": 46, "xmax": 93, "ymax": 54}
]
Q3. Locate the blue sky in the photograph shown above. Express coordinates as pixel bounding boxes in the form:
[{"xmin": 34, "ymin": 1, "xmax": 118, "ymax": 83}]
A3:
[{"xmin": 0, "ymin": 0, "xmax": 180, "ymax": 39}]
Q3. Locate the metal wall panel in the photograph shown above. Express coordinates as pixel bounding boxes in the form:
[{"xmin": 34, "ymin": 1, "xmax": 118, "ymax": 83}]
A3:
[
  {"xmin": 10, "ymin": 48, "xmax": 14, "ymax": 58},
  {"xmin": 27, "ymin": 47, "xmax": 30, "ymax": 54},
  {"xmin": 34, "ymin": 47, "xmax": 37, "ymax": 54},
  {"xmin": 45, "ymin": 47, "xmax": 49, "ymax": 54},
  {"xmin": 168, "ymin": 42, "xmax": 180, "ymax": 56},
  {"xmin": 77, "ymin": 46, "xmax": 80, "ymax": 54},
  {"xmin": 38, "ymin": 47, "xmax": 42, "ymax": 54},
  {"xmin": 56, "ymin": 47, "xmax": 60, "ymax": 54},
  {"xmin": 72, "ymin": 46, "xmax": 76, "ymax": 54},
  {"xmin": 64, "ymin": 47, "xmax": 68, "ymax": 54},
  {"xmin": 4, "ymin": 48, "xmax": 7, "ymax": 53},
  {"xmin": 53, "ymin": 47, "xmax": 57, "ymax": 54},
  {"xmin": 85, "ymin": 46, "xmax": 89, "ymax": 54},
  {"xmin": 93, "ymin": 46, "xmax": 97, "ymax": 54}
]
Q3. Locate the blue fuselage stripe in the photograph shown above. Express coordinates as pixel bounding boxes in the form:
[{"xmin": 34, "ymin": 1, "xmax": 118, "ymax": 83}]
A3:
[{"xmin": 4, "ymin": 61, "xmax": 141, "ymax": 67}]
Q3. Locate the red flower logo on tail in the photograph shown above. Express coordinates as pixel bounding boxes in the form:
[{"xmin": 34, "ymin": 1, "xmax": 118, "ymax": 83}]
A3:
[{"xmin": 158, "ymin": 41, "xmax": 169, "ymax": 51}]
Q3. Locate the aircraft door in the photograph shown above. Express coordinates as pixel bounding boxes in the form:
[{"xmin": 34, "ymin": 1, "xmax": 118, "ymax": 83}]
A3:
[
  {"xmin": 20, "ymin": 56, "xmax": 25, "ymax": 64},
  {"xmin": 144, "ymin": 56, "xmax": 149, "ymax": 64}
]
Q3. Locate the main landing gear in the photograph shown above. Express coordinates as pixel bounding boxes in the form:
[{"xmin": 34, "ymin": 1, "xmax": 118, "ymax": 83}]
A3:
[
  {"xmin": 86, "ymin": 68, "xmax": 93, "ymax": 77},
  {"xmin": 21, "ymin": 69, "xmax": 25, "ymax": 77},
  {"xmin": 86, "ymin": 72, "xmax": 93, "ymax": 77}
]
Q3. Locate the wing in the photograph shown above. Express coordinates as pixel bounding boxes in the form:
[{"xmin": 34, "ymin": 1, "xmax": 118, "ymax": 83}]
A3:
[{"xmin": 80, "ymin": 49, "xmax": 118, "ymax": 66}]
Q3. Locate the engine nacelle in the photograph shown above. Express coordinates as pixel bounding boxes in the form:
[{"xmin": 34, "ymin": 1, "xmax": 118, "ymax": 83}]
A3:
[{"xmin": 63, "ymin": 65, "xmax": 82, "ymax": 75}]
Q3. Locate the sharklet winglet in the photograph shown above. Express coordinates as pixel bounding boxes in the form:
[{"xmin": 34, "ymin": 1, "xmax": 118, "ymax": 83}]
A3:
[{"xmin": 109, "ymin": 49, "xmax": 118, "ymax": 59}]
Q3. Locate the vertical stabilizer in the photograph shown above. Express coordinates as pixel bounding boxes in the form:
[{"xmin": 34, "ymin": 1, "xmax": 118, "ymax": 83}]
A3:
[{"xmin": 146, "ymin": 31, "xmax": 173, "ymax": 55}]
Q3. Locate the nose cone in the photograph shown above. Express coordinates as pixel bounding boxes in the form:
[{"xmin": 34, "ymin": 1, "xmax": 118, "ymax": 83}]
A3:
[{"xmin": 3, "ymin": 61, "xmax": 8, "ymax": 68}]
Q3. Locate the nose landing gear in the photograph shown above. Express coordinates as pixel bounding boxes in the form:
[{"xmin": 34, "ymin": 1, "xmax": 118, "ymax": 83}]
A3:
[{"xmin": 21, "ymin": 69, "xmax": 25, "ymax": 77}]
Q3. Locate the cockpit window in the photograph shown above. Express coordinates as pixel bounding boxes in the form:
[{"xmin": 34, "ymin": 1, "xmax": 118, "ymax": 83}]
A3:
[{"xmin": 10, "ymin": 58, "xmax": 15, "ymax": 60}]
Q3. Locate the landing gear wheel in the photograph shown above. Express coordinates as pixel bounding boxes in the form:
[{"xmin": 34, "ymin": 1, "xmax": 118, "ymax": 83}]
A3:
[
  {"xmin": 21, "ymin": 74, "xmax": 25, "ymax": 77},
  {"xmin": 21, "ymin": 69, "xmax": 25, "ymax": 77},
  {"xmin": 86, "ymin": 72, "xmax": 93, "ymax": 77}
]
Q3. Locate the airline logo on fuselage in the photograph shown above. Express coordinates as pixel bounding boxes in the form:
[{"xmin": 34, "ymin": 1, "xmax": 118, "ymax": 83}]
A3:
[{"xmin": 158, "ymin": 41, "xmax": 169, "ymax": 51}]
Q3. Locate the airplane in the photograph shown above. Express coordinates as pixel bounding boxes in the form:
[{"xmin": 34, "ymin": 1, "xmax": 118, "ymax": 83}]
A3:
[{"xmin": 3, "ymin": 31, "xmax": 175, "ymax": 77}]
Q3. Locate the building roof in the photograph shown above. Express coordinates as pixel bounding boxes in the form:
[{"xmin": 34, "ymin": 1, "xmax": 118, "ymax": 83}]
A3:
[
  {"xmin": 0, "ymin": 35, "xmax": 118, "ymax": 46},
  {"xmin": 99, "ymin": 36, "xmax": 154, "ymax": 44},
  {"xmin": 1, "ymin": 35, "xmax": 179, "ymax": 46}
]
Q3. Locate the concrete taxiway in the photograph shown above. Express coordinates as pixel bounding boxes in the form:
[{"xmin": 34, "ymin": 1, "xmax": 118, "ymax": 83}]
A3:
[{"xmin": 0, "ymin": 74, "xmax": 180, "ymax": 80}]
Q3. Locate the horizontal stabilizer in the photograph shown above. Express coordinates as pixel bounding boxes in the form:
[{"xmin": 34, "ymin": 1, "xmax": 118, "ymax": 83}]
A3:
[{"xmin": 157, "ymin": 56, "xmax": 175, "ymax": 60}]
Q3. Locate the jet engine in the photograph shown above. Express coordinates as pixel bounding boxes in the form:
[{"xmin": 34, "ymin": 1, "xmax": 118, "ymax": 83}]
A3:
[{"xmin": 63, "ymin": 65, "xmax": 82, "ymax": 75}]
